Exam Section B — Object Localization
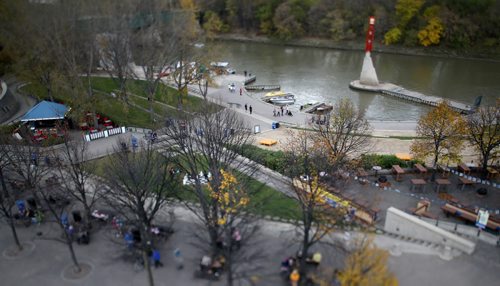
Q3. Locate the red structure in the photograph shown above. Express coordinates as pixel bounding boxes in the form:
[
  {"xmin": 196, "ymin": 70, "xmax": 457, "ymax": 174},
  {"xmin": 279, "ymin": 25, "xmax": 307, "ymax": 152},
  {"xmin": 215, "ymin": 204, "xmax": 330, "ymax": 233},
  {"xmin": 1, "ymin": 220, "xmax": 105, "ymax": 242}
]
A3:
[{"xmin": 365, "ymin": 16, "xmax": 376, "ymax": 52}]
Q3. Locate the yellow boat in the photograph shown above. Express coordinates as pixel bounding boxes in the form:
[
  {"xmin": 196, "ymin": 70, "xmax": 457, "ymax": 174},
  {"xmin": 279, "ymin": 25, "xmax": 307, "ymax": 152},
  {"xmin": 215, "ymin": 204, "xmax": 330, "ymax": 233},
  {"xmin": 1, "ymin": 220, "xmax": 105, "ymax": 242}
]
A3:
[{"xmin": 264, "ymin": 91, "xmax": 288, "ymax": 97}]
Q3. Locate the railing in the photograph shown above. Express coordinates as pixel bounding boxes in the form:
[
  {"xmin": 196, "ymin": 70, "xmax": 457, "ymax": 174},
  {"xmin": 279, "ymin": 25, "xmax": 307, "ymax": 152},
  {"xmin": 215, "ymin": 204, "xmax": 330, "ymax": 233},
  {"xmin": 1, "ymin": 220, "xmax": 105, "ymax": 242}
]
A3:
[
  {"xmin": 83, "ymin": 126, "xmax": 126, "ymax": 142},
  {"xmin": 245, "ymin": 84, "xmax": 280, "ymax": 92}
]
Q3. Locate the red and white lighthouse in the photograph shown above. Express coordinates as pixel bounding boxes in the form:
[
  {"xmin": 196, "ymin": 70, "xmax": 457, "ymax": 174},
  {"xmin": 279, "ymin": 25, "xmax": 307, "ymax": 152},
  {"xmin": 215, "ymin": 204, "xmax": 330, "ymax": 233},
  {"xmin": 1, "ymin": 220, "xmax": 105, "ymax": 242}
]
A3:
[{"xmin": 359, "ymin": 16, "xmax": 379, "ymax": 86}]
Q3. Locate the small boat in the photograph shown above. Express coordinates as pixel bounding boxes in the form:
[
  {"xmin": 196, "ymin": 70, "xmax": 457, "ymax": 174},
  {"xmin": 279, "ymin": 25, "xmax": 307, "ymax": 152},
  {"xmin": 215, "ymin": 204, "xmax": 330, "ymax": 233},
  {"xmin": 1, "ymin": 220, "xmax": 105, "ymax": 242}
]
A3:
[
  {"xmin": 267, "ymin": 94, "xmax": 296, "ymax": 105},
  {"xmin": 264, "ymin": 91, "xmax": 289, "ymax": 98}
]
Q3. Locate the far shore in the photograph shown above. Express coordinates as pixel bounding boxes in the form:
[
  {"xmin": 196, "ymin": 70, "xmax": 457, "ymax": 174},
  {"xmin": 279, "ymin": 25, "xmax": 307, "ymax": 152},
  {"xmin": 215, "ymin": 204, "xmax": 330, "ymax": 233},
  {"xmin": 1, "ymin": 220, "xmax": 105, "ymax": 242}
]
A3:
[{"xmin": 214, "ymin": 33, "xmax": 500, "ymax": 62}]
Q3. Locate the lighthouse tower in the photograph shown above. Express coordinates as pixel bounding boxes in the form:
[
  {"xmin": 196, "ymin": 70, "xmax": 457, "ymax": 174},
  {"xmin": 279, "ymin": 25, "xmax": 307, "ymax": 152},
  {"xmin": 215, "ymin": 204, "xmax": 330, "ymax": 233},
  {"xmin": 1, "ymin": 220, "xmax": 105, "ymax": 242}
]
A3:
[{"xmin": 359, "ymin": 16, "xmax": 379, "ymax": 86}]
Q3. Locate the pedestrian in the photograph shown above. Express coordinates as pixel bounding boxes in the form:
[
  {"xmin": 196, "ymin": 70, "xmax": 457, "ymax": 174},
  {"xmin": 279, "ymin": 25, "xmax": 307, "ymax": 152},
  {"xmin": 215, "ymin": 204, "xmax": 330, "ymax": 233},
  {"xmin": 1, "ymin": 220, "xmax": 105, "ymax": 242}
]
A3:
[
  {"xmin": 152, "ymin": 249, "xmax": 163, "ymax": 268},
  {"xmin": 249, "ymin": 105, "xmax": 253, "ymax": 114},
  {"xmin": 290, "ymin": 269, "xmax": 300, "ymax": 286},
  {"xmin": 173, "ymin": 248, "xmax": 184, "ymax": 270},
  {"xmin": 244, "ymin": 70, "xmax": 247, "ymax": 77},
  {"xmin": 240, "ymin": 87, "xmax": 242, "ymax": 96},
  {"xmin": 280, "ymin": 106, "xmax": 284, "ymax": 116},
  {"xmin": 232, "ymin": 228, "xmax": 242, "ymax": 250},
  {"xmin": 273, "ymin": 109, "xmax": 276, "ymax": 117},
  {"xmin": 245, "ymin": 104, "xmax": 248, "ymax": 112}
]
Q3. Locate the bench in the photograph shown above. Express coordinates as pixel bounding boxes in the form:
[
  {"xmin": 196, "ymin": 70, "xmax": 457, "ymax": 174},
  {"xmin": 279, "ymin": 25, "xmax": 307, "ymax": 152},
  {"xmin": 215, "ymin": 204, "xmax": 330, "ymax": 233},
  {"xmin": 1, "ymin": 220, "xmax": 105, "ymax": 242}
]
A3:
[
  {"xmin": 392, "ymin": 165, "xmax": 405, "ymax": 181},
  {"xmin": 458, "ymin": 163, "xmax": 471, "ymax": 175},
  {"xmin": 414, "ymin": 163, "xmax": 427, "ymax": 176}
]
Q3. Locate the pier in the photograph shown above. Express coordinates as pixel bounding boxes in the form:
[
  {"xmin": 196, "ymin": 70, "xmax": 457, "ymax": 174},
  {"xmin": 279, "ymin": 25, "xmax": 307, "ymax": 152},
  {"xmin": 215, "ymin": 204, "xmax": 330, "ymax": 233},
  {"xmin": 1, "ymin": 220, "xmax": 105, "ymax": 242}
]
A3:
[
  {"xmin": 349, "ymin": 80, "xmax": 474, "ymax": 114},
  {"xmin": 245, "ymin": 84, "xmax": 281, "ymax": 92},
  {"xmin": 244, "ymin": 75, "xmax": 257, "ymax": 85}
]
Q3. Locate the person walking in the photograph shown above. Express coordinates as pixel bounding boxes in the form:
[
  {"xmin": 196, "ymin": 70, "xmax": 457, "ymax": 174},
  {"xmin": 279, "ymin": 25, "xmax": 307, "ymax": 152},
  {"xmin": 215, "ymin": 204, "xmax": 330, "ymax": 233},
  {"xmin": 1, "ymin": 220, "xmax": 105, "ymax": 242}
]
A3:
[
  {"xmin": 244, "ymin": 104, "xmax": 248, "ymax": 112},
  {"xmin": 152, "ymin": 249, "xmax": 163, "ymax": 268},
  {"xmin": 280, "ymin": 106, "xmax": 284, "ymax": 116},
  {"xmin": 273, "ymin": 109, "xmax": 276, "ymax": 117},
  {"xmin": 290, "ymin": 269, "xmax": 300, "ymax": 286},
  {"xmin": 249, "ymin": 105, "xmax": 253, "ymax": 114},
  {"xmin": 240, "ymin": 87, "xmax": 242, "ymax": 96},
  {"xmin": 173, "ymin": 248, "xmax": 184, "ymax": 270}
]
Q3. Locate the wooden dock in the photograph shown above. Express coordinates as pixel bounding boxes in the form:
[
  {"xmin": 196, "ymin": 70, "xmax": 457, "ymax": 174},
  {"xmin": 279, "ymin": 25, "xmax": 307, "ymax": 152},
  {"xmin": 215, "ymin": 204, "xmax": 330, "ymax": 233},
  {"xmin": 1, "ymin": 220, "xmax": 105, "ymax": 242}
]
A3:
[
  {"xmin": 245, "ymin": 84, "xmax": 281, "ymax": 92},
  {"xmin": 244, "ymin": 75, "xmax": 257, "ymax": 85},
  {"xmin": 349, "ymin": 80, "xmax": 474, "ymax": 114}
]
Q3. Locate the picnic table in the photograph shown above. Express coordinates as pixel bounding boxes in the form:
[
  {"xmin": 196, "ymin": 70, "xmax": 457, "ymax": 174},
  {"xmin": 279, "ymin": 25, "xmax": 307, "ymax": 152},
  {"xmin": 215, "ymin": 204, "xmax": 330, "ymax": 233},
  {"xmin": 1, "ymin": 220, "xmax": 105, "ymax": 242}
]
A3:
[
  {"xmin": 392, "ymin": 165, "xmax": 405, "ymax": 181},
  {"xmin": 458, "ymin": 163, "xmax": 471, "ymax": 175},
  {"xmin": 487, "ymin": 167, "xmax": 498, "ymax": 179},
  {"xmin": 410, "ymin": 178, "xmax": 426, "ymax": 192},
  {"xmin": 414, "ymin": 163, "xmax": 427, "ymax": 176},
  {"xmin": 458, "ymin": 177, "xmax": 474, "ymax": 191},
  {"xmin": 435, "ymin": 178, "xmax": 451, "ymax": 193}
]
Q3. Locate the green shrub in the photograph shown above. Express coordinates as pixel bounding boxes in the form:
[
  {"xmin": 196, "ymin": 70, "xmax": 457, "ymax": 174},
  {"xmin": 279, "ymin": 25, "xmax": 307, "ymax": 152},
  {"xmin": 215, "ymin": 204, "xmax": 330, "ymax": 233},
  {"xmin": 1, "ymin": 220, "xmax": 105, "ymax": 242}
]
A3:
[
  {"xmin": 232, "ymin": 144, "xmax": 287, "ymax": 174},
  {"xmin": 360, "ymin": 154, "xmax": 420, "ymax": 169}
]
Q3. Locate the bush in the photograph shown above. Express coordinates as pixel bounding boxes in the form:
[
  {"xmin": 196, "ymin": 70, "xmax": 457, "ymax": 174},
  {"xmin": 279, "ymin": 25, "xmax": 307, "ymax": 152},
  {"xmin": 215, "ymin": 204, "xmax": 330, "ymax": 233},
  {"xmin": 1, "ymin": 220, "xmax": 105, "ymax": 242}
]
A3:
[
  {"xmin": 360, "ymin": 154, "xmax": 420, "ymax": 169},
  {"xmin": 232, "ymin": 144, "xmax": 287, "ymax": 174}
]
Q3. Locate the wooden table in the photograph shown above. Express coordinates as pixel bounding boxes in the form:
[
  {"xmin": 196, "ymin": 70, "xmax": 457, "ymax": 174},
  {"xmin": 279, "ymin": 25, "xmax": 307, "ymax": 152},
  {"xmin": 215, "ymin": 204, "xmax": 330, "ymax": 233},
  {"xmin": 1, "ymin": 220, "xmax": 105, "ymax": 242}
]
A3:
[
  {"xmin": 458, "ymin": 163, "xmax": 471, "ymax": 175},
  {"xmin": 410, "ymin": 178, "xmax": 427, "ymax": 192},
  {"xmin": 392, "ymin": 165, "xmax": 405, "ymax": 181},
  {"xmin": 458, "ymin": 177, "xmax": 474, "ymax": 191},
  {"xmin": 435, "ymin": 179, "xmax": 451, "ymax": 193},
  {"xmin": 487, "ymin": 167, "xmax": 498, "ymax": 179},
  {"xmin": 414, "ymin": 164, "xmax": 427, "ymax": 176}
]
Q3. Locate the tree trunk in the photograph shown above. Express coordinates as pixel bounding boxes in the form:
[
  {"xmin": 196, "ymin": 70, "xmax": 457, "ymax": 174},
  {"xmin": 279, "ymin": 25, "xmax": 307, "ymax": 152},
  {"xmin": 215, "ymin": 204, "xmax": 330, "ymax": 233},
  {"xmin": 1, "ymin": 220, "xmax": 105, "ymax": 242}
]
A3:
[
  {"xmin": 481, "ymin": 154, "xmax": 489, "ymax": 179},
  {"xmin": 9, "ymin": 216, "xmax": 23, "ymax": 251},
  {"xmin": 65, "ymin": 233, "xmax": 81, "ymax": 272},
  {"xmin": 431, "ymin": 152, "xmax": 439, "ymax": 182},
  {"xmin": 143, "ymin": 249, "xmax": 155, "ymax": 286},
  {"xmin": 0, "ymin": 167, "xmax": 7, "ymax": 195}
]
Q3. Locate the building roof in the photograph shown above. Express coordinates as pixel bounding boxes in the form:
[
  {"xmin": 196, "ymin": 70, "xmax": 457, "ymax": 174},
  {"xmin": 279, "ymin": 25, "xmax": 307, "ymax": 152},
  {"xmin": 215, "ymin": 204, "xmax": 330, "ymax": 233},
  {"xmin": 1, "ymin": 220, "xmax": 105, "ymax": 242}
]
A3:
[{"xmin": 20, "ymin": 100, "xmax": 69, "ymax": 122}]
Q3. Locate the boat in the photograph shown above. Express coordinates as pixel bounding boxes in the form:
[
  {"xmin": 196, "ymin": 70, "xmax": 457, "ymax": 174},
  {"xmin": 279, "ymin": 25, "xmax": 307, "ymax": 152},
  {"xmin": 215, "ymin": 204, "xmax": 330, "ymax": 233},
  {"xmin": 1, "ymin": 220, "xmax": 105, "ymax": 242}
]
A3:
[
  {"xmin": 267, "ymin": 94, "xmax": 296, "ymax": 105},
  {"xmin": 264, "ymin": 91, "xmax": 289, "ymax": 97}
]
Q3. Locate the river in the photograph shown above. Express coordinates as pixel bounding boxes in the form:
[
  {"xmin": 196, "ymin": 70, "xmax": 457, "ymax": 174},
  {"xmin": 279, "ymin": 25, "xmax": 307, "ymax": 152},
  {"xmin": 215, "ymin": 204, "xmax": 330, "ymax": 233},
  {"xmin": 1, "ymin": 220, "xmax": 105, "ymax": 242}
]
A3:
[{"xmin": 212, "ymin": 41, "xmax": 499, "ymax": 121}]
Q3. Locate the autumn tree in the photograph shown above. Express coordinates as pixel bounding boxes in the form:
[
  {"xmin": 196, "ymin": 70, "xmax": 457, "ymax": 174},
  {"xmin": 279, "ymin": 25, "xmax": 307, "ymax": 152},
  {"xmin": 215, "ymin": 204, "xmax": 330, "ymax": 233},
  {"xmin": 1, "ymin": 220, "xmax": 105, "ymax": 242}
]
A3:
[
  {"xmin": 418, "ymin": 5, "xmax": 444, "ymax": 47},
  {"xmin": 338, "ymin": 237, "xmax": 398, "ymax": 286},
  {"xmin": 384, "ymin": 0, "xmax": 424, "ymax": 45},
  {"xmin": 410, "ymin": 102, "xmax": 466, "ymax": 180},
  {"xmin": 284, "ymin": 130, "xmax": 347, "ymax": 279},
  {"xmin": 466, "ymin": 105, "xmax": 500, "ymax": 177},
  {"xmin": 205, "ymin": 169, "xmax": 264, "ymax": 286},
  {"xmin": 315, "ymin": 98, "xmax": 372, "ymax": 168},
  {"xmin": 103, "ymin": 140, "xmax": 178, "ymax": 286},
  {"xmin": 161, "ymin": 104, "xmax": 254, "ymax": 251}
]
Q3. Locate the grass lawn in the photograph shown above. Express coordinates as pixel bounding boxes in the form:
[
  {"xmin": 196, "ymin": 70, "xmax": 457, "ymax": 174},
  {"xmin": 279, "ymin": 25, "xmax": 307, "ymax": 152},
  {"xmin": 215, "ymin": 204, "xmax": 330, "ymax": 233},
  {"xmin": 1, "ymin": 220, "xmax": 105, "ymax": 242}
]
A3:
[{"xmin": 87, "ymin": 154, "xmax": 300, "ymax": 220}]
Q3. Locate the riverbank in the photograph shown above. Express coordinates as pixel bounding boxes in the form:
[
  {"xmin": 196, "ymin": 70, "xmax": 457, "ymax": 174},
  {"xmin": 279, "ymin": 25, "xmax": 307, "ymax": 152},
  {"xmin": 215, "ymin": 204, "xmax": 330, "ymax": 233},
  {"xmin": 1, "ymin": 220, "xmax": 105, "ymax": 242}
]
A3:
[{"xmin": 214, "ymin": 33, "xmax": 500, "ymax": 62}]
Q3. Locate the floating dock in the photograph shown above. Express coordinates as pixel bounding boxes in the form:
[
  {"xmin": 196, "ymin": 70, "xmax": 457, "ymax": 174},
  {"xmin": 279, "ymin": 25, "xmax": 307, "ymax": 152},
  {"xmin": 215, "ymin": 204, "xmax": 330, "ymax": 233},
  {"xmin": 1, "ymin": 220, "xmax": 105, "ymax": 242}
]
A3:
[
  {"xmin": 245, "ymin": 84, "xmax": 281, "ymax": 92},
  {"xmin": 349, "ymin": 80, "xmax": 474, "ymax": 114},
  {"xmin": 244, "ymin": 75, "xmax": 257, "ymax": 85}
]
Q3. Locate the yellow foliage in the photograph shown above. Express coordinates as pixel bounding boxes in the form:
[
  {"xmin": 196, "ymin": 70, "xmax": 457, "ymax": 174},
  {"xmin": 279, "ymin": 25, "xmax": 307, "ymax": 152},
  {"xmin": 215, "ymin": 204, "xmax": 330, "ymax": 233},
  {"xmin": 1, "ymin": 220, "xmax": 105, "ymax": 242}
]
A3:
[
  {"xmin": 180, "ymin": 0, "xmax": 196, "ymax": 10},
  {"xmin": 383, "ymin": 27, "xmax": 402, "ymax": 46},
  {"xmin": 208, "ymin": 169, "xmax": 249, "ymax": 225},
  {"xmin": 418, "ymin": 17, "xmax": 444, "ymax": 47},
  {"xmin": 339, "ymin": 238, "xmax": 398, "ymax": 286},
  {"xmin": 410, "ymin": 102, "xmax": 466, "ymax": 167}
]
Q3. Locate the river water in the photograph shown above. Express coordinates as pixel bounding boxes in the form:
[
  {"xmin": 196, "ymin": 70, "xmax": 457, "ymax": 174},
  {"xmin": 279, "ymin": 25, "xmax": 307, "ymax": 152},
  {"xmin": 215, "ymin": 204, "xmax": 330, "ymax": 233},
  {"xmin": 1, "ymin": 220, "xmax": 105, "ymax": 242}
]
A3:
[{"xmin": 213, "ymin": 40, "xmax": 499, "ymax": 121}]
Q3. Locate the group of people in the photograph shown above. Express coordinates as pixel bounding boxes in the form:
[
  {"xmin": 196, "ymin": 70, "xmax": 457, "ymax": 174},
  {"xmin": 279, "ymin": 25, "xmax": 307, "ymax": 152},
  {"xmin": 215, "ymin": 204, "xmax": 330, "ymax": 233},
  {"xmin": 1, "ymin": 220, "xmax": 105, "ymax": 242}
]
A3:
[
  {"xmin": 280, "ymin": 251, "xmax": 322, "ymax": 285},
  {"xmin": 199, "ymin": 254, "xmax": 226, "ymax": 278},
  {"xmin": 273, "ymin": 106, "xmax": 293, "ymax": 117}
]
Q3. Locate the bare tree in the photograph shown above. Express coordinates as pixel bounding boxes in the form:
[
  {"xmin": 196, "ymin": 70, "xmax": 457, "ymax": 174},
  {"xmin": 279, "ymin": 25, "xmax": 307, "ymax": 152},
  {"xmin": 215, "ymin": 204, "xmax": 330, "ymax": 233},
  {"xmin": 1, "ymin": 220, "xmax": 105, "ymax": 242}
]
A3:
[
  {"xmin": 37, "ymin": 181, "xmax": 83, "ymax": 273},
  {"xmin": 315, "ymin": 98, "xmax": 372, "ymax": 167},
  {"xmin": 102, "ymin": 140, "xmax": 178, "ymax": 286},
  {"xmin": 0, "ymin": 135, "xmax": 23, "ymax": 251},
  {"xmin": 284, "ymin": 130, "xmax": 347, "ymax": 279},
  {"xmin": 161, "ymin": 105, "xmax": 254, "ymax": 252},
  {"xmin": 466, "ymin": 105, "xmax": 500, "ymax": 177},
  {"xmin": 96, "ymin": 0, "xmax": 137, "ymax": 103},
  {"xmin": 53, "ymin": 137, "xmax": 101, "ymax": 230}
]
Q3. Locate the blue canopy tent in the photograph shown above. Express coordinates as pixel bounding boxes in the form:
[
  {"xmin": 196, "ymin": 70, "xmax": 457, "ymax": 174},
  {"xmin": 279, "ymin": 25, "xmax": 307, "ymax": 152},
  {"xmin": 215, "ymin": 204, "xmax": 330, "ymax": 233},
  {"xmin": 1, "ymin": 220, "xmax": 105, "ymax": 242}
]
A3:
[{"xmin": 20, "ymin": 101, "xmax": 69, "ymax": 122}]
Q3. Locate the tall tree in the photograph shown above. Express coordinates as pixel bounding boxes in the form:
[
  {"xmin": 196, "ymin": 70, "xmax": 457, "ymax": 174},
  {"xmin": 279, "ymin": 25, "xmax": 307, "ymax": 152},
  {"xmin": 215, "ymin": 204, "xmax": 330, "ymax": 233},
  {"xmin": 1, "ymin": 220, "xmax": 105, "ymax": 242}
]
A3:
[
  {"xmin": 466, "ymin": 105, "xmax": 500, "ymax": 177},
  {"xmin": 284, "ymin": 130, "xmax": 347, "ymax": 280},
  {"xmin": 103, "ymin": 141, "xmax": 178, "ymax": 286},
  {"xmin": 161, "ymin": 104, "xmax": 254, "ymax": 251},
  {"xmin": 316, "ymin": 98, "xmax": 372, "ymax": 168},
  {"xmin": 410, "ymin": 102, "xmax": 466, "ymax": 180},
  {"xmin": 53, "ymin": 137, "xmax": 101, "ymax": 231}
]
